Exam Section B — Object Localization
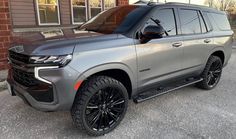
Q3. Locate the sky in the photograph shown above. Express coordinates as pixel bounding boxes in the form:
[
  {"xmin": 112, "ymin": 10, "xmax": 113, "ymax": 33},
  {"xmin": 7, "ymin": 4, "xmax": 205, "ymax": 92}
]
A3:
[{"xmin": 129, "ymin": 0, "xmax": 206, "ymax": 5}]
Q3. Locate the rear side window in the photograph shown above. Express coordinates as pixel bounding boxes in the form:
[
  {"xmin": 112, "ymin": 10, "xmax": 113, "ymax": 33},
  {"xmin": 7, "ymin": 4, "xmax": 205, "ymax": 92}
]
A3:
[
  {"xmin": 202, "ymin": 12, "xmax": 212, "ymax": 31},
  {"xmin": 198, "ymin": 12, "xmax": 207, "ymax": 33},
  {"xmin": 207, "ymin": 13, "xmax": 231, "ymax": 30},
  {"xmin": 179, "ymin": 9, "xmax": 201, "ymax": 35}
]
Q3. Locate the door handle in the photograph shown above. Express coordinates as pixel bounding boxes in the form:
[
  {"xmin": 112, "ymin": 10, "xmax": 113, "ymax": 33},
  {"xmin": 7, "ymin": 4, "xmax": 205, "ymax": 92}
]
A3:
[
  {"xmin": 204, "ymin": 39, "xmax": 211, "ymax": 43},
  {"xmin": 172, "ymin": 42, "xmax": 182, "ymax": 47}
]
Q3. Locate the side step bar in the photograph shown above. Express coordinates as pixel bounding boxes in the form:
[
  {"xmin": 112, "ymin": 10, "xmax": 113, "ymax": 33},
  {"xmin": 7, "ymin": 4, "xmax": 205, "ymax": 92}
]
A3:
[{"xmin": 134, "ymin": 78, "xmax": 203, "ymax": 103}]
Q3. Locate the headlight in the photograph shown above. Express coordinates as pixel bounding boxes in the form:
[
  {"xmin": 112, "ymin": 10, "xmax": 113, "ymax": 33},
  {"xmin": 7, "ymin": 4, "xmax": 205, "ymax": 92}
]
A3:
[{"xmin": 29, "ymin": 54, "xmax": 72, "ymax": 67}]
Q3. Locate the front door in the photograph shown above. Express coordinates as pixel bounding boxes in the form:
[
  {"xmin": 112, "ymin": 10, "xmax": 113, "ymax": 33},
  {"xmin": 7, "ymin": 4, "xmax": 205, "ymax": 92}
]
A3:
[{"xmin": 135, "ymin": 8, "xmax": 184, "ymax": 89}]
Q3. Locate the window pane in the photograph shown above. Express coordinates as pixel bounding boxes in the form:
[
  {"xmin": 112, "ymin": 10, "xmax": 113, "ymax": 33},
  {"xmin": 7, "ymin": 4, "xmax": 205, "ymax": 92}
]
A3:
[
  {"xmin": 145, "ymin": 9, "xmax": 176, "ymax": 36},
  {"xmin": 90, "ymin": 0, "xmax": 101, "ymax": 18},
  {"xmin": 72, "ymin": 0, "xmax": 85, "ymax": 6},
  {"xmin": 202, "ymin": 12, "xmax": 212, "ymax": 31},
  {"xmin": 179, "ymin": 9, "xmax": 201, "ymax": 35},
  {"xmin": 209, "ymin": 13, "xmax": 231, "ymax": 30},
  {"xmin": 39, "ymin": 5, "xmax": 59, "ymax": 23},
  {"xmin": 38, "ymin": 0, "xmax": 57, "ymax": 5},
  {"xmin": 156, "ymin": 9, "xmax": 176, "ymax": 36},
  {"xmin": 198, "ymin": 12, "xmax": 207, "ymax": 33},
  {"xmin": 90, "ymin": 0, "xmax": 101, "ymax": 7},
  {"xmin": 73, "ymin": 7, "xmax": 86, "ymax": 23},
  {"xmin": 91, "ymin": 8, "xmax": 101, "ymax": 18},
  {"xmin": 105, "ymin": 0, "xmax": 115, "ymax": 10},
  {"xmin": 80, "ymin": 6, "xmax": 150, "ymax": 34}
]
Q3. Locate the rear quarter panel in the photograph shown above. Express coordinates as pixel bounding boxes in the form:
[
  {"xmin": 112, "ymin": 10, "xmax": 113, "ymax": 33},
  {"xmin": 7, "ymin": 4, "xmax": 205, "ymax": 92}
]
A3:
[{"xmin": 211, "ymin": 30, "xmax": 234, "ymax": 66}]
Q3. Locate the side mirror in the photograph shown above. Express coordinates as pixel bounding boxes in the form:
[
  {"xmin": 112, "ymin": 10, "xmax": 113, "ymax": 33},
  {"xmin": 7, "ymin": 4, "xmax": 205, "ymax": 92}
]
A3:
[{"xmin": 142, "ymin": 25, "xmax": 165, "ymax": 40}]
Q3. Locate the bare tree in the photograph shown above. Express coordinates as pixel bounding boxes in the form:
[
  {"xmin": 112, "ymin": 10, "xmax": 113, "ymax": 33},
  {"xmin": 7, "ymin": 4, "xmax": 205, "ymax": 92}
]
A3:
[{"xmin": 204, "ymin": 0, "xmax": 236, "ymax": 11}]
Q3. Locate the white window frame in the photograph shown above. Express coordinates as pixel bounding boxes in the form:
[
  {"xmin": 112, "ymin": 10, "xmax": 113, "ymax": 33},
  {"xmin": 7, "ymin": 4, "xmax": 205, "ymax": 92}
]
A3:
[
  {"xmin": 104, "ymin": 0, "xmax": 116, "ymax": 10},
  {"xmin": 71, "ymin": 0, "xmax": 88, "ymax": 25},
  {"xmin": 36, "ymin": 0, "xmax": 61, "ymax": 26},
  {"xmin": 88, "ymin": 0, "xmax": 102, "ymax": 19}
]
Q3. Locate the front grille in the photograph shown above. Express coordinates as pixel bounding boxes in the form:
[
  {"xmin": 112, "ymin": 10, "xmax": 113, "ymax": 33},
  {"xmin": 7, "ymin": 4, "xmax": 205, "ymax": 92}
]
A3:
[
  {"xmin": 9, "ymin": 50, "xmax": 37, "ymax": 87},
  {"xmin": 9, "ymin": 51, "xmax": 54, "ymax": 103},
  {"xmin": 12, "ymin": 68, "xmax": 38, "ymax": 87},
  {"xmin": 12, "ymin": 67, "xmax": 54, "ymax": 102},
  {"xmin": 9, "ymin": 50, "xmax": 30, "ymax": 64}
]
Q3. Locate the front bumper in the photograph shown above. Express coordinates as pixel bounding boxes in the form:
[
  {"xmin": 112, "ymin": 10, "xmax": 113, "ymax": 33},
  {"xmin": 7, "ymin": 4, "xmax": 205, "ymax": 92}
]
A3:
[{"xmin": 7, "ymin": 65, "xmax": 80, "ymax": 112}]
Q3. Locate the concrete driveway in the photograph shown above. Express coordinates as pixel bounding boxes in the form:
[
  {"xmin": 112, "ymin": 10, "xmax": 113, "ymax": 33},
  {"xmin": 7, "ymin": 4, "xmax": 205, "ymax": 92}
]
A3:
[{"xmin": 1, "ymin": 49, "xmax": 236, "ymax": 139}]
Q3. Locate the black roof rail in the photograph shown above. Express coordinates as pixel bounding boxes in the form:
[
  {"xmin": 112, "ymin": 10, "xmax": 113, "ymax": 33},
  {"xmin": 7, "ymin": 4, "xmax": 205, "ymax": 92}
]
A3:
[
  {"xmin": 147, "ymin": 1, "xmax": 157, "ymax": 6},
  {"xmin": 165, "ymin": 2, "xmax": 193, "ymax": 5}
]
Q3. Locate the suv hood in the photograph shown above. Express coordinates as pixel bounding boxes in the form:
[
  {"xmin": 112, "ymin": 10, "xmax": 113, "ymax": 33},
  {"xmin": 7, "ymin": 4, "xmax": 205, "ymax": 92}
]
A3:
[{"xmin": 11, "ymin": 28, "xmax": 117, "ymax": 56}]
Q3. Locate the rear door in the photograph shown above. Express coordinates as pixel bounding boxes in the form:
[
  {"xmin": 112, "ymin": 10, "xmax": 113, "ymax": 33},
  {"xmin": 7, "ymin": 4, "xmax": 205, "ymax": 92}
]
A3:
[{"xmin": 178, "ymin": 8, "xmax": 213, "ymax": 73}]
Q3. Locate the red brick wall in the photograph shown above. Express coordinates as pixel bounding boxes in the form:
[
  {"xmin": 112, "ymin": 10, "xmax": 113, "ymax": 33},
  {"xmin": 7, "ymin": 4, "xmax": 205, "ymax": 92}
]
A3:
[
  {"xmin": 0, "ymin": 0, "xmax": 11, "ymax": 70},
  {"xmin": 117, "ymin": 0, "xmax": 129, "ymax": 6}
]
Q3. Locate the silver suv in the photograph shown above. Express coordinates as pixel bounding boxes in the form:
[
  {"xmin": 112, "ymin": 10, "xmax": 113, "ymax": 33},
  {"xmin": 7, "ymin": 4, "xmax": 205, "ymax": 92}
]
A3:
[{"xmin": 7, "ymin": 3, "xmax": 234, "ymax": 136}]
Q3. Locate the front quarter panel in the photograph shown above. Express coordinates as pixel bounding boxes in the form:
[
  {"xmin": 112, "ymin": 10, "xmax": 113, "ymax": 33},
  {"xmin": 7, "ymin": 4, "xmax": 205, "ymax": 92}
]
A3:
[{"xmin": 69, "ymin": 34, "xmax": 138, "ymax": 95}]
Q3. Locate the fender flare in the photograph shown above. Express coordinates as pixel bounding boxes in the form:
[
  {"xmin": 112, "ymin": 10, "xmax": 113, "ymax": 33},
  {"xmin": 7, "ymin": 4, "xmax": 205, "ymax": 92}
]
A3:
[
  {"xmin": 204, "ymin": 47, "xmax": 225, "ymax": 66},
  {"xmin": 73, "ymin": 62, "xmax": 138, "ymax": 94}
]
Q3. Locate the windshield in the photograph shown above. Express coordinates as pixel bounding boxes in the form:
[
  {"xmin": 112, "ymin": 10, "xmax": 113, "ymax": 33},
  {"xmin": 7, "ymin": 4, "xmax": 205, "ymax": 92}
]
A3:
[{"xmin": 78, "ymin": 5, "xmax": 150, "ymax": 34}]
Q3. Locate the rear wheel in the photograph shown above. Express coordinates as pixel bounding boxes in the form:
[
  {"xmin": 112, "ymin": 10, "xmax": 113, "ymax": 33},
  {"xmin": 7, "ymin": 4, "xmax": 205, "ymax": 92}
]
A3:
[
  {"xmin": 197, "ymin": 56, "xmax": 223, "ymax": 90},
  {"xmin": 71, "ymin": 76, "xmax": 128, "ymax": 136}
]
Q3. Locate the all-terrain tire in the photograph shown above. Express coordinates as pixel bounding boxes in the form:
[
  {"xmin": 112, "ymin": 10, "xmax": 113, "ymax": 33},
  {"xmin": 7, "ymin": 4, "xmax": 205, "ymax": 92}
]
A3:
[
  {"xmin": 71, "ymin": 76, "xmax": 128, "ymax": 136},
  {"xmin": 197, "ymin": 55, "xmax": 223, "ymax": 90}
]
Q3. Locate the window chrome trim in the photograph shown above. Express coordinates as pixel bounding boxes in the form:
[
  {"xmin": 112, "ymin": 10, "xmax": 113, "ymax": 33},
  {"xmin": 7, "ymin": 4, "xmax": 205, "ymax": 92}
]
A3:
[{"xmin": 34, "ymin": 66, "xmax": 59, "ymax": 84}]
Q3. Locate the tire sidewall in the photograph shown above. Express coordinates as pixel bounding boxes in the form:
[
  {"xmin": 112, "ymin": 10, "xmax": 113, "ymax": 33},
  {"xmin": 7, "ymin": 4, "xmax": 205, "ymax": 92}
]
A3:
[
  {"xmin": 80, "ymin": 77, "xmax": 128, "ymax": 135},
  {"xmin": 201, "ymin": 56, "xmax": 223, "ymax": 90}
]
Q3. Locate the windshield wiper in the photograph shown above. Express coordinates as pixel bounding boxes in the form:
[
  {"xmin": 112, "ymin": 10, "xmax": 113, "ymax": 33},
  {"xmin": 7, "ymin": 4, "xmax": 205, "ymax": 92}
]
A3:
[{"xmin": 84, "ymin": 28, "xmax": 98, "ymax": 32}]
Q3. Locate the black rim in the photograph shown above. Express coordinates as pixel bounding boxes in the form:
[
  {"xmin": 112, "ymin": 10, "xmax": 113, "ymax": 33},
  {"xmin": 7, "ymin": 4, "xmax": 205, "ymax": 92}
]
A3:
[
  {"xmin": 85, "ymin": 87, "xmax": 125, "ymax": 131},
  {"xmin": 207, "ymin": 60, "xmax": 222, "ymax": 87}
]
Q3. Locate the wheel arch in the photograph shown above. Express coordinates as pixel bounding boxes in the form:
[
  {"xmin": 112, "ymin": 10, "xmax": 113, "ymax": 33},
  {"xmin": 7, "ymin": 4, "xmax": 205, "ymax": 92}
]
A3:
[
  {"xmin": 74, "ymin": 63, "xmax": 137, "ymax": 99},
  {"xmin": 205, "ymin": 47, "xmax": 225, "ymax": 66},
  {"xmin": 211, "ymin": 51, "xmax": 225, "ymax": 64}
]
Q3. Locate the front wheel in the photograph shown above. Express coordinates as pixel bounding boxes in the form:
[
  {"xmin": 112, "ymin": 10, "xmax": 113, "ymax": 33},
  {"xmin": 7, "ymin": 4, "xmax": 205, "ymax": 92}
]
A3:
[
  {"xmin": 71, "ymin": 76, "xmax": 128, "ymax": 136},
  {"xmin": 197, "ymin": 56, "xmax": 223, "ymax": 90}
]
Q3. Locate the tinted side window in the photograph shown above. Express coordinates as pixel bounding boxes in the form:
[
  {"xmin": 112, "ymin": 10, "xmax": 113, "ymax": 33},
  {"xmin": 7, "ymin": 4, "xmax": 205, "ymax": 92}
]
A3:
[
  {"xmin": 198, "ymin": 12, "xmax": 207, "ymax": 33},
  {"xmin": 145, "ymin": 8, "xmax": 177, "ymax": 36},
  {"xmin": 207, "ymin": 13, "xmax": 231, "ymax": 30},
  {"xmin": 202, "ymin": 12, "xmax": 212, "ymax": 31},
  {"xmin": 179, "ymin": 9, "xmax": 201, "ymax": 35}
]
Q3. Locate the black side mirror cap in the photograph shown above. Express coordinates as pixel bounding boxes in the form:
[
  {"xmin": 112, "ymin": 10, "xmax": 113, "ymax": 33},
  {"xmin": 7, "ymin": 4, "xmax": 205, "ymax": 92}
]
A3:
[
  {"xmin": 140, "ymin": 25, "xmax": 165, "ymax": 43},
  {"xmin": 143, "ymin": 25, "xmax": 165, "ymax": 39}
]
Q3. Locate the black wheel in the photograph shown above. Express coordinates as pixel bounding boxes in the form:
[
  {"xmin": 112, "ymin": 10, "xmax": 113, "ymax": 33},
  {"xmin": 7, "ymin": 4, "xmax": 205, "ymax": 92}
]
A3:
[
  {"xmin": 71, "ymin": 76, "xmax": 128, "ymax": 136},
  {"xmin": 197, "ymin": 56, "xmax": 223, "ymax": 90}
]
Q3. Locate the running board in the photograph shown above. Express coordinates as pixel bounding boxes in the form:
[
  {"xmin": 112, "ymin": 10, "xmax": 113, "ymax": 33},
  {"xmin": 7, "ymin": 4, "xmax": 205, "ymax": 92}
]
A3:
[{"xmin": 134, "ymin": 78, "xmax": 203, "ymax": 103}]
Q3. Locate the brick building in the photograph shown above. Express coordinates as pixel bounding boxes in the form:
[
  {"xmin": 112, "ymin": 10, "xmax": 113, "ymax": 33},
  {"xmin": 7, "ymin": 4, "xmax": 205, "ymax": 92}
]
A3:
[
  {"xmin": 0, "ymin": 0, "xmax": 11, "ymax": 70},
  {"xmin": 0, "ymin": 0, "xmax": 129, "ymax": 71}
]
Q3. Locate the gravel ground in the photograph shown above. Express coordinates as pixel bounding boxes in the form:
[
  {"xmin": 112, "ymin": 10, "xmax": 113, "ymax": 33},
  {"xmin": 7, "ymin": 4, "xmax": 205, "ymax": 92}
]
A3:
[{"xmin": 1, "ymin": 49, "xmax": 236, "ymax": 139}]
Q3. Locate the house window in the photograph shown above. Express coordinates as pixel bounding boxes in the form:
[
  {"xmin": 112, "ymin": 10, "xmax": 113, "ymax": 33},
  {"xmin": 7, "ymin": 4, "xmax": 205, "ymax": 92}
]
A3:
[
  {"xmin": 72, "ymin": 0, "xmax": 87, "ymax": 24},
  {"xmin": 36, "ymin": 0, "xmax": 60, "ymax": 25},
  {"xmin": 104, "ymin": 0, "xmax": 116, "ymax": 10},
  {"xmin": 89, "ymin": 0, "xmax": 102, "ymax": 18}
]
